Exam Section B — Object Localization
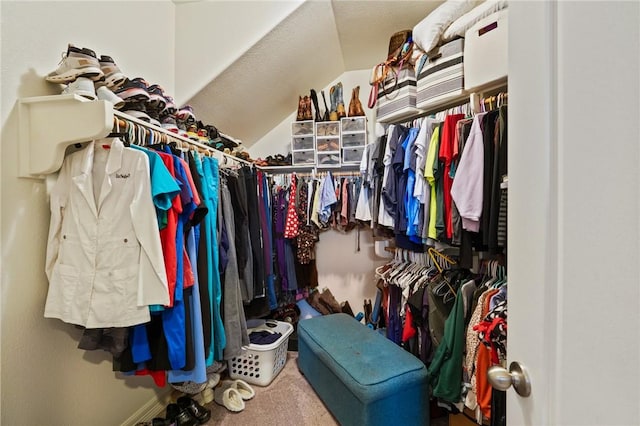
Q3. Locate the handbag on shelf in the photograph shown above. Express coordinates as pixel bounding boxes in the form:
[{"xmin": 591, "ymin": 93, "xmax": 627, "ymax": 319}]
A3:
[{"xmin": 368, "ymin": 30, "xmax": 415, "ymax": 109}]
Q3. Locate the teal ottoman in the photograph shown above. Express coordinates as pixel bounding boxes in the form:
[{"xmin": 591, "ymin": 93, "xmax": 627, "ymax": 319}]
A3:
[{"xmin": 297, "ymin": 313, "xmax": 429, "ymax": 426}]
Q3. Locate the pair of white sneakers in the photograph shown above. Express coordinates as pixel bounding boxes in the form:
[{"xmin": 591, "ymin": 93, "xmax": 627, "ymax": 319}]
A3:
[
  {"xmin": 62, "ymin": 77, "xmax": 125, "ymax": 109},
  {"xmin": 49, "ymin": 44, "xmax": 126, "ymax": 109}
]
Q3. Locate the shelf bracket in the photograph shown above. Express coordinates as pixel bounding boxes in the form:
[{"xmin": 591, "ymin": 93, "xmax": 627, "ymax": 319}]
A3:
[{"xmin": 18, "ymin": 94, "xmax": 113, "ymax": 178}]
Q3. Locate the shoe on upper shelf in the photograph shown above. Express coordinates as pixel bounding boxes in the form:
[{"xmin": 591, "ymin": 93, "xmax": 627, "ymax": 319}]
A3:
[
  {"xmin": 122, "ymin": 101, "xmax": 151, "ymax": 122},
  {"xmin": 146, "ymin": 84, "xmax": 168, "ymax": 112},
  {"xmin": 95, "ymin": 85, "xmax": 125, "ymax": 109},
  {"xmin": 114, "ymin": 78, "xmax": 151, "ymax": 102},
  {"xmin": 161, "ymin": 115, "xmax": 179, "ymax": 133},
  {"xmin": 46, "ymin": 44, "xmax": 103, "ymax": 83},
  {"xmin": 61, "ymin": 76, "xmax": 96, "ymax": 101},
  {"xmin": 176, "ymin": 105, "xmax": 196, "ymax": 125},
  {"xmin": 98, "ymin": 55, "xmax": 127, "ymax": 89}
]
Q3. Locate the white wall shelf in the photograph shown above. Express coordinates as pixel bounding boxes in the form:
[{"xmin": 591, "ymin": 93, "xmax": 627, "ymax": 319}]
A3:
[
  {"xmin": 19, "ymin": 94, "xmax": 113, "ymax": 178},
  {"xmin": 18, "ymin": 94, "xmax": 254, "ymax": 179}
]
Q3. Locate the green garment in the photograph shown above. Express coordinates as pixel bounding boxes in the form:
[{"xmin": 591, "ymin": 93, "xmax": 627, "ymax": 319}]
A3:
[{"xmin": 427, "ymin": 287, "xmax": 465, "ymax": 403}]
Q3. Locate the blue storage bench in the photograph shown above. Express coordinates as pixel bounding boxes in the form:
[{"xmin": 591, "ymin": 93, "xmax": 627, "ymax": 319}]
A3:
[{"xmin": 297, "ymin": 313, "xmax": 429, "ymax": 426}]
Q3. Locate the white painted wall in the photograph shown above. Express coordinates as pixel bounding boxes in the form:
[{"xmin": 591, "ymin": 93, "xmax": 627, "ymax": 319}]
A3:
[
  {"xmin": 251, "ymin": 69, "xmax": 384, "ymax": 316},
  {"xmin": 174, "ymin": 0, "xmax": 304, "ymax": 105},
  {"xmin": 0, "ymin": 2, "xmax": 175, "ymax": 425}
]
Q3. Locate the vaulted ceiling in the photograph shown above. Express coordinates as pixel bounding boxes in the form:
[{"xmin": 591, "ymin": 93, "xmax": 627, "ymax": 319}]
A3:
[{"xmin": 178, "ymin": 0, "xmax": 442, "ymax": 148}]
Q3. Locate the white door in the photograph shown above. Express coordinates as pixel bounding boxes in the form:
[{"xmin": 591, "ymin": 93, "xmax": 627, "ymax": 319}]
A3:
[{"xmin": 508, "ymin": 1, "xmax": 640, "ymax": 425}]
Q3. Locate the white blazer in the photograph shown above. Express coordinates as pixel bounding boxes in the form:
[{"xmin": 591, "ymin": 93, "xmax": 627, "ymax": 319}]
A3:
[{"xmin": 45, "ymin": 139, "xmax": 169, "ymax": 328}]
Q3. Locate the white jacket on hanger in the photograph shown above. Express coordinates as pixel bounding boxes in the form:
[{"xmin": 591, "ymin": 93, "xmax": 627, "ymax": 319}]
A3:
[{"xmin": 45, "ymin": 139, "xmax": 169, "ymax": 328}]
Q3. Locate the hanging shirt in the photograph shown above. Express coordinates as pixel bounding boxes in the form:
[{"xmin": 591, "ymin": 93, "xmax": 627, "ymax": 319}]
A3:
[
  {"xmin": 439, "ymin": 114, "xmax": 466, "ymax": 239},
  {"xmin": 451, "ymin": 113, "xmax": 488, "ymax": 232},
  {"xmin": 45, "ymin": 139, "xmax": 169, "ymax": 328},
  {"xmin": 130, "ymin": 145, "xmax": 180, "ymax": 228},
  {"xmin": 424, "ymin": 126, "xmax": 441, "ymax": 239},
  {"xmin": 318, "ymin": 173, "xmax": 337, "ymax": 224},
  {"xmin": 284, "ymin": 175, "xmax": 300, "ymax": 238}
]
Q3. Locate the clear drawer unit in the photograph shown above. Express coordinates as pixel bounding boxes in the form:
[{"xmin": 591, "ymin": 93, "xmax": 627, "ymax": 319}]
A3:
[
  {"xmin": 316, "ymin": 121, "xmax": 341, "ymax": 168},
  {"xmin": 340, "ymin": 116, "xmax": 367, "ymax": 165},
  {"xmin": 291, "ymin": 120, "xmax": 316, "ymax": 166}
]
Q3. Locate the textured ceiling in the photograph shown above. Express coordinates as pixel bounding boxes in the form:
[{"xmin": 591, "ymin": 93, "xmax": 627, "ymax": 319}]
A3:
[{"xmin": 186, "ymin": 0, "xmax": 443, "ymax": 147}]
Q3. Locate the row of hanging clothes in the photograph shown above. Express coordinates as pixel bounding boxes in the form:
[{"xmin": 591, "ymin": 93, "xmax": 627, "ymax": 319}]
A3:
[
  {"xmin": 267, "ymin": 170, "xmax": 363, "ymax": 305},
  {"xmin": 374, "ymin": 249, "xmax": 507, "ymax": 425},
  {"xmin": 357, "ymin": 92, "xmax": 509, "ymax": 270},
  {"xmin": 44, "ymin": 117, "xmax": 269, "ymax": 389}
]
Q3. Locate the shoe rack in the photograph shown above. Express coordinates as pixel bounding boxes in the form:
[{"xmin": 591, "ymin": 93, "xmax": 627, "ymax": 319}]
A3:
[
  {"xmin": 315, "ymin": 121, "xmax": 341, "ymax": 168},
  {"xmin": 340, "ymin": 117, "xmax": 367, "ymax": 165}
]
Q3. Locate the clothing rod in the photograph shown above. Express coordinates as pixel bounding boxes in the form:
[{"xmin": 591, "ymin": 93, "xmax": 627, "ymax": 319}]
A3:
[
  {"xmin": 112, "ymin": 110, "xmax": 255, "ymax": 167},
  {"xmin": 392, "ymin": 80, "xmax": 508, "ymax": 124}
]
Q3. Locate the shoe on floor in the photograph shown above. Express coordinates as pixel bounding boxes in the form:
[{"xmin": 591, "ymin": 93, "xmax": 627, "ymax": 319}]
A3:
[
  {"xmin": 177, "ymin": 396, "xmax": 211, "ymax": 424},
  {"xmin": 46, "ymin": 44, "xmax": 103, "ymax": 83},
  {"xmin": 218, "ymin": 379, "xmax": 255, "ymax": 400},
  {"xmin": 214, "ymin": 387, "xmax": 245, "ymax": 412},
  {"xmin": 166, "ymin": 403, "xmax": 199, "ymax": 426},
  {"xmin": 61, "ymin": 76, "xmax": 96, "ymax": 101}
]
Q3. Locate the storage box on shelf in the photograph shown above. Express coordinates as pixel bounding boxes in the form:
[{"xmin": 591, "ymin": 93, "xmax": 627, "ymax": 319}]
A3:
[
  {"xmin": 464, "ymin": 8, "xmax": 508, "ymax": 92},
  {"xmin": 340, "ymin": 116, "xmax": 367, "ymax": 165},
  {"xmin": 417, "ymin": 38, "xmax": 466, "ymax": 110},
  {"xmin": 375, "ymin": 66, "xmax": 421, "ymax": 123},
  {"xmin": 291, "ymin": 120, "xmax": 316, "ymax": 166},
  {"xmin": 315, "ymin": 121, "xmax": 341, "ymax": 168}
]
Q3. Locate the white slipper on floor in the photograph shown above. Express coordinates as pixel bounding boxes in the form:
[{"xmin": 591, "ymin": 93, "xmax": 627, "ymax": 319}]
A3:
[
  {"xmin": 214, "ymin": 387, "xmax": 245, "ymax": 412},
  {"xmin": 219, "ymin": 379, "xmax": 255, "ymax": 400}
]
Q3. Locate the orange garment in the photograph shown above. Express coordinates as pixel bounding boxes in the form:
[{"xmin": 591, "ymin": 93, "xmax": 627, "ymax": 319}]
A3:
[
  {"xmin": 156, "ymin": 152, "xmax": 181, "ymax": 306},
  {"xmin": 476, "ymin": 288, "xmax": 499, "ymax": 419}
]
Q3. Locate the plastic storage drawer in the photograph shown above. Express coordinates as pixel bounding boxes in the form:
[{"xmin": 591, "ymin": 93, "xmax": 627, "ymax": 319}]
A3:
[
  {"xmin": 342, "ymin": 133, "xmax": 366, "ymax": 148},
  {"xmin": 317, "ymin": 152, "xmax": 341, "ymax": 168},
  {"xmin": 342, "ymin": 147, "xmax": 365, "ymax": 164},
  {"xmin": 293, "ymin": 150, "xmax": 315, "ymax": 165},
  {"xmin": 292, "ymin": 120, "xmax": 314, "ymax": 136},
  {"xmin": 341, "ymin": 117, "xmax": 366, "ymax": 133},
  {"xmin": 292, "ymin": 136, "xmax": 314, "ymax": 151}
]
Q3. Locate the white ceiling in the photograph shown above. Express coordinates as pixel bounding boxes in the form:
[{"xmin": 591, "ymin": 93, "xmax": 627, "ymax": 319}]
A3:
[{"xmin": 185, "ymin": 0, "xmax": 443, "ymax": 148}]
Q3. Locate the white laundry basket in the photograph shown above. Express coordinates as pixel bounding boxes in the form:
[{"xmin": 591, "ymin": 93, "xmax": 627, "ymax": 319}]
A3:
[{"xmin": 228, "ymin": 319, "xmax": 294, "ymax": 386}]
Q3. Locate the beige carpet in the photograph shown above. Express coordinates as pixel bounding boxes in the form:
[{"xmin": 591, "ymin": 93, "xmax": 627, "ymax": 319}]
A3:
[{"xmin": 202, "ymin": 352, "xmax": 338, "ymax": 425}]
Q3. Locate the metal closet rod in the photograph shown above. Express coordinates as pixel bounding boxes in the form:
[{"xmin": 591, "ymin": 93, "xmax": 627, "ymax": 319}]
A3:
[{"xmin": 112, "ymin": 111, "xmax": 255, "ymax": 167}]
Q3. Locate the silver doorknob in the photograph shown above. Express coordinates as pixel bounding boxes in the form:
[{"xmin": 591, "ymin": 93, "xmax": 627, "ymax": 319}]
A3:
[{"xmin": 487, "ymin": 361, "xmax": 531, "ymax": 397}]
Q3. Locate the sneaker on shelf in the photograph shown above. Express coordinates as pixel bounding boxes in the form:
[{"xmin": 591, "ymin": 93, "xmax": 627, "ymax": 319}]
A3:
[
  {"xmin": 122, "ymin": 101, "xmax": 151, "ymax": 122},
  {"xmin": 146, "ymin": 84, "xmax": 168, "ymax": 112},
  {"xmin": 198, "ymin": 128, "xmax": 210, "ymax": 144},
  {"xmin": 98, "ymin": 55, "xmax": 127, "ymax": 89},
  {"xmin": 61, "ymin": 76, "xmax": 96, "ymax": 100},
  {"xmin": 176, "ymin": 105, "xmax": 196, "ymax": 126},
  {"xmin": 45, "ymin": 44, "xmax": 103, "ymax": 83},
  {"xmin": 95, "ymin": 85, "xmax": 125, "ymax": 109},
  {"xmin": 186, "ymin": 124, "xmax": 200, "ymax": 141},
  {"xmin": 161, "ymin": 115, "xmax": 179, "ymax": 133},
  {"xmin": 114, "ymin": 78, "xmax": 150, "ymax": 102},
  {"xmin": 161, "ymin": 93, "xmax": 177, "ymax": 116}
]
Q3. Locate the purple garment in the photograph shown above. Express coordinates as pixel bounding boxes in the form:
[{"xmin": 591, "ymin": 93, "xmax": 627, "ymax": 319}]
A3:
[{"xmin": 274, "ymin": 189, "xmax": 289, "ymax": 291}]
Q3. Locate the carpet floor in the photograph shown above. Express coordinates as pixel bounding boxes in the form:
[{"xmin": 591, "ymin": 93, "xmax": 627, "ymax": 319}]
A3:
[
  {"xmin": 202, "ymin": 352, "xmax": 338, "ymax": 425},
  {"xmin": 195, "ymin": 351, "xmax": 449, "ymax": 426}
]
